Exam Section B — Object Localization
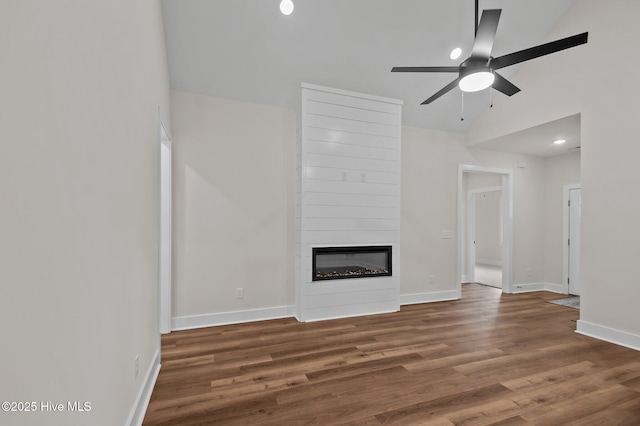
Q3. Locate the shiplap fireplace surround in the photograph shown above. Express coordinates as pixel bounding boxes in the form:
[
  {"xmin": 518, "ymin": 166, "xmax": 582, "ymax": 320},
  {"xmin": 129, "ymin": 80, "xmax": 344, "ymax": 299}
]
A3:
[{"xmin": 295, "ymin": 83, "xmax": 402, "ymax": 322}]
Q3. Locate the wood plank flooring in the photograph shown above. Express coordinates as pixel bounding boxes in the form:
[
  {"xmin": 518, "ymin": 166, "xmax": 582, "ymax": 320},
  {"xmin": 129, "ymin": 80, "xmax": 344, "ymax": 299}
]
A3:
[{"xmin": 143, "ymin": 284, "xmax": 640, "ymax": 425}]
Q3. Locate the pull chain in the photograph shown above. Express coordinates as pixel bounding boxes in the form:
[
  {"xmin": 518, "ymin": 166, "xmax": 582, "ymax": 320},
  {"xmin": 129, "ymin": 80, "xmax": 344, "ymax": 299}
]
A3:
[
  {"xmin": 490, "ymin": 87, "xmax": 493, "ymax": 108},
  {"xmin": 461, "ymin": 92, "xmax": 465, "ymax": 121}
]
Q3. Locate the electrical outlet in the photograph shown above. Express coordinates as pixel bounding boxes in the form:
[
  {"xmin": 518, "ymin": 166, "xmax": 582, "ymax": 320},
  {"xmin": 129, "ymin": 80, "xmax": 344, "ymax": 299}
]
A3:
[
  {"xmin": 236, "ymin": 288, "xmax": 244, "ymax": 299},
  {"xmin": 134, "ymin": 355, "xmax": 139, "ymax": 378}
]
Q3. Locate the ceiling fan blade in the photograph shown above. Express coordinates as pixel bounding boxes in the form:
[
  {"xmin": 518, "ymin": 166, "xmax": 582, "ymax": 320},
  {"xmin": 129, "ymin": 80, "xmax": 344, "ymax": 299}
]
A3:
[
  {"xmin": 392, "ymin": 66, "xmax": 459, "ymax": 73},
  {"xmin": 491, "ymin": 32, "xmax": 588, "ymax": 70},
  {"xmin": 471, "ymin": 9, "xmax": 502, "ymax": 60},
  {"xmin": 421, "ymin": 78, "xmax": 460, "ymax": 104},
  {"xmin": 492, "ymin": 73, "xmax": 520, "ymax": 96}
]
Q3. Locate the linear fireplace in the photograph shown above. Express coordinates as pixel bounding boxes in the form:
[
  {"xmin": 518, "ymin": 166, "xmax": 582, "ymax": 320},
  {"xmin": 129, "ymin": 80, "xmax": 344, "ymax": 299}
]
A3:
[
  {"xmin": 296, "ymin": 83, "xmax": 401, "ymax": 321},
  {"xmin": 312, "ymin": 246, "xmax": 392, "ymax": 281}
]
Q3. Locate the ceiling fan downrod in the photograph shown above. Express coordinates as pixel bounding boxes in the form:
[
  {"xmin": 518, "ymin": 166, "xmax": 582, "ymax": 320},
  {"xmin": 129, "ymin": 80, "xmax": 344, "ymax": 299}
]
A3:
[{"xmin": 475, "ymin": 0, "xmax": 479, "ymax": 35}]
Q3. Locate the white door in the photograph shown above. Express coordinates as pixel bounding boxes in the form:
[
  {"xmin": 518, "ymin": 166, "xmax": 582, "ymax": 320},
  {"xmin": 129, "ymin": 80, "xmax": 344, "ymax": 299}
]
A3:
[{"xmin": 568, "ymin": 188, "xmax": 581, "ymax": 295}]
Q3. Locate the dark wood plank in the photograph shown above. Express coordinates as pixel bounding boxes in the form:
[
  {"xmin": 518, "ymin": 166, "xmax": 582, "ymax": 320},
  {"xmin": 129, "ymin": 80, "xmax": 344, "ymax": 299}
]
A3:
[{"xmin": 143, "ymin": 284, "xmax": 640, "ymax": 425}]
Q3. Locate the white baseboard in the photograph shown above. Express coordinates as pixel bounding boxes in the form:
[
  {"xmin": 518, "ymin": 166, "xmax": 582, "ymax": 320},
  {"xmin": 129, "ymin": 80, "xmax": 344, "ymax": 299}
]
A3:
[
  {"xmin": 400, "ymin": 290, "xmax": 460, "ymax": 305},
  {"xmin": 544, "ymin": 282, "xmax": 568, "ymax": 294},
  {"xmin": 511, "ymin": 282, "xmax": 545, "ymax": 293},
  {"xmin": 511, "ymin": 282, "xmax": 567, "ymax": 294},
  {"xmin": 126, "ymin": 349, "xmax": 160, "ymax": 426},
  {"xmin": 577, "ymin": 320, "xmax": 640, "ymax": 352},
  {"xmin": 461, "ymin": 275, "xmax": 469, "ymax": 283},
  {"xmin": 172, "ymin": 305, "xmax": 296, "ymax": 331}
]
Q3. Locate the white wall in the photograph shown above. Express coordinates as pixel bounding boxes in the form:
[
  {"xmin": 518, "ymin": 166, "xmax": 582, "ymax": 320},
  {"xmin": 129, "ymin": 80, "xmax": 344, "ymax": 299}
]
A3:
[
  {"xmin": 460, "ymin": 151, "xmax": 579, "ymax": 287},
  {"xmin": 400, "ymin": 130, "xmax": 549, "ymax": 296},
  {"xmin": 468, "ymin": 150, "xmax": 547, "ymax": 285},
  {"xmin": 171, "ymin": 91, "xmax": 295, "ymax": 328},
  {"xmin": 544, "ymin": 152, "xmax": 581, "ymax": 286},
  {"xmin": 0, "ymin": 1, "xmax": 171, "ymax": 425},
  {"xmin": 169, "ymin": 109, "xmax": 481, "ymax": 311},
  {"xmin": 474, "ymin": 191, "xmax": 502, "ymax": 265},
  {"xmin": 400, "ymin": 126, "xmax": 474, "ymax": 299},
  {"xmin": 168, "ymin": 91, "xmax": 581, "ymax": 328},
  {"xmin": 468, "ymin": 0, "xmax": 640, "ymax": 345},
  {"xmin": 466, "ymin": 173, "xmax": 502, "ymax": 190}
]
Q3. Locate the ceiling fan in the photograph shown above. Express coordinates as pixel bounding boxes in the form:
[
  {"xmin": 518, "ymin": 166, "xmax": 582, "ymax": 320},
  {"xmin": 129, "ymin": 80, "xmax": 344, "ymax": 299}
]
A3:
[{"xmin": 392, "ymin": 1, "xmax": 588, "ymax": 105}]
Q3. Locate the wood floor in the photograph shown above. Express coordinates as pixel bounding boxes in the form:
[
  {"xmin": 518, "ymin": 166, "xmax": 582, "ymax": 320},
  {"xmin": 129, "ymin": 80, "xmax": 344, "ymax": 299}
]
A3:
[{"xmin": 143, "ymin": 284, "xmax": 640, "ymax": 425}]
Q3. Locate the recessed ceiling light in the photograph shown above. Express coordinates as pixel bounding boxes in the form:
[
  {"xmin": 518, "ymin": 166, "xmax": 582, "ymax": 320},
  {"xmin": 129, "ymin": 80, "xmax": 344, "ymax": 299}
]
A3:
[
  {"xmin": 279, "ymin": 0, "xmax": 294, "ymax": 15},
  {"xmin": 450, "ymin": 47, "xmax": 462, "ymax": 60},
  {"xmin": 553, "ymin": 139, "xmax": 566, "ymax": 145}
]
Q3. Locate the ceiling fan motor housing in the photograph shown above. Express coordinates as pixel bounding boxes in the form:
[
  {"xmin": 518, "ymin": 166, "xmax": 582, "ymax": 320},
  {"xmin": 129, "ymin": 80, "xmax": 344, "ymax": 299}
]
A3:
[{"xmin": 459, "ymin": 57, "xmax": 492, "ymax": 80}]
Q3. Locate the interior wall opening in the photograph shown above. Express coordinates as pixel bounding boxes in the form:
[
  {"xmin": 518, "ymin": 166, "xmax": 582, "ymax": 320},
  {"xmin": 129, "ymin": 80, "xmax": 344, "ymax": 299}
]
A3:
[{"xmin": 457, "ymin": 165, "xmax": 513, "ymax": 297}]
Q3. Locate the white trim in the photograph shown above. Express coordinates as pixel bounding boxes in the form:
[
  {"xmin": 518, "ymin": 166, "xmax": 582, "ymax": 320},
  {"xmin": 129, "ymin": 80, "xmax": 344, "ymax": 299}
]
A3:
[
  {"xmin": 400, "ymin": 291, "xmax": 460, "ymax": 305},
  {"xmin": 126, "ymin": 349, "xmax": 160, "ymax": 426},
  {"xmin": 563, "ymin": 183, "xmax": 581, "ymax": 295},
  {"xmin": 466, "ymin": 187, "xmax": 475, "ymax": 284},
  {"xmin": 172, "ymin": 306, "xmax": 296, "ymax": 331},
  {"xmin": 159, "ymin": 120, "xmax": 172, "ymax": 334},
  {"xmin": 476, "ymin": 259, "xmax": 502, "ymax": 267},
  {"xmin": 461, "ymin": 274, "xmax": 469, "ymax": 283},
  {"xmin": 577, "ymin": 320, "xmax": 640, "ymax": 352},
  {"xmin": 511, "ymin": 282, "xmax": 567, "ymax": 294},
  {"xmin": 545, "ymin": 282, "xmax": 568, "ymax": 294},
  {"xmin": 457, "ymin": 165, "xmax": 513, "ymax": 294},
  {"xmin": 157, "ymin": 105, "xmax": 173, "ymax": 141},
  {"xmin": 460, "ymin": 164, "xmax": 513, "ymax": 175},
  {"xmin": 500, "ymin": 173, "xmax": 513, "ymax": 293},
  {"xmin": 511, "ymin": 282, "xmax": 546, "ymax": 293}
]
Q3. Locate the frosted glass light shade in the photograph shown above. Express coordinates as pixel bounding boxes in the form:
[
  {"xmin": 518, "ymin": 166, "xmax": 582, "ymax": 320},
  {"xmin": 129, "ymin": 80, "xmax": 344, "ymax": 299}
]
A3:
[
  {"xmin": 280, "ymin": 0, "xmax": 294, "ymax": 15},
  {"xmin": 459, "ymin": 71, "xmax": 495, "ymax": 92}
]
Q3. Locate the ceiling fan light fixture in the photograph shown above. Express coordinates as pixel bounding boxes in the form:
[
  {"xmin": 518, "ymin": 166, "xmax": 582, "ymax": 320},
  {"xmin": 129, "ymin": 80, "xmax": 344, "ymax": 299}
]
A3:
[
  {"xmin": 459, "ymin": 70, "xmax": 495, "ymax": 92},
  {"xmin": 279, "ymin": 0, "xmax": 294, "ymax": 15},
  {"xmin": 390, "ymin": 0, "xmax": 588, "ymax": 106}
]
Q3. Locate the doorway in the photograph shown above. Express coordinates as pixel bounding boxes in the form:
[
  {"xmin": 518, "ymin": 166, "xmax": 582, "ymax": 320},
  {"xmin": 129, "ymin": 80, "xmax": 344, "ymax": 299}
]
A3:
[
  {"xmin": 457, "ymin": 165, "xmax": 513, "ymax": 296},
  {"xmin": 468, "ymin": 186, "xmax": 503, "ymax": 288},
  {"xmin": 159, "ymin": 121, "xmax": 172, "ymax": 334},
  {"xmin": 563, "ymin": 184, "xmax": 581, "ymax": 295}
]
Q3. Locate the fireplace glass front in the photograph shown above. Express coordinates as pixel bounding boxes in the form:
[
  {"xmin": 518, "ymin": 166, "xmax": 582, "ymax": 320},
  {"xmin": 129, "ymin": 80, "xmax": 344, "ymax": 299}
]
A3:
[{"xmin": 312, "ymin": 246, "xmax": 392, "ymax": 281}]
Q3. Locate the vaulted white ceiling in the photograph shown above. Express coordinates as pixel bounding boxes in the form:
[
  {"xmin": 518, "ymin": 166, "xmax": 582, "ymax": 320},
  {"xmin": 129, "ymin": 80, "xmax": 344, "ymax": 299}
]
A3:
[{"xmin": 161, "ymin": 0, "xmax": 577, "ymax": 140}]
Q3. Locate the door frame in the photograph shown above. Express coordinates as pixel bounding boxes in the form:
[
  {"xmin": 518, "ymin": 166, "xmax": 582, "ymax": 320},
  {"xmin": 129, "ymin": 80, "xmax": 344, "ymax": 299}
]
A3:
[
  {"xmin": 563, "ymin": 183, "xmax": 581, "ymax": 295},
  {"xmin": 457, "ymin": 165, "xmax": 513, "ymax": 296},
  {"xmin": 467, "ymin": 186, "xmax": 502, "ymax": 284},
  {"xmin": 159, "ymin": 120, "xmax": 172, "ymax": 334}
]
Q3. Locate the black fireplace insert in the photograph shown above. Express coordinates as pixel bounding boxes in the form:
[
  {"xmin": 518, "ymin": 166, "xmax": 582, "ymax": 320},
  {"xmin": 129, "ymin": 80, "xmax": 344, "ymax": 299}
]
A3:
[{"xmin": 312, "ymin": 245, "xmax": 392, "ymax": 281}]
